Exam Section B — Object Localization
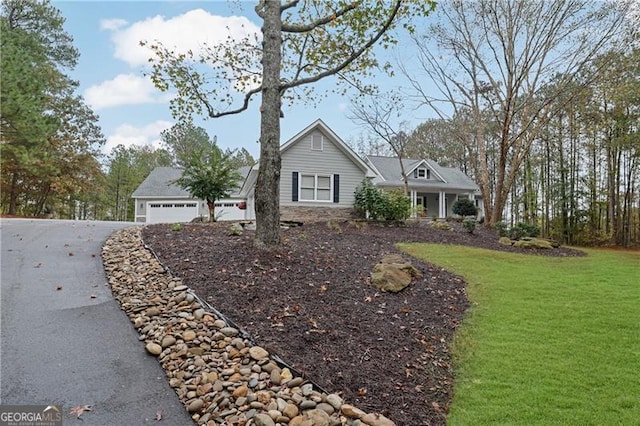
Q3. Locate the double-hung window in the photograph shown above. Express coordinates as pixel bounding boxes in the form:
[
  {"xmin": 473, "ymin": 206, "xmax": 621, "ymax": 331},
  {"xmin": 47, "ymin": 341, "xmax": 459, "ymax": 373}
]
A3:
[{"xmin": 300, "ymin": 174, "xmax": 332, "ymax": 201}]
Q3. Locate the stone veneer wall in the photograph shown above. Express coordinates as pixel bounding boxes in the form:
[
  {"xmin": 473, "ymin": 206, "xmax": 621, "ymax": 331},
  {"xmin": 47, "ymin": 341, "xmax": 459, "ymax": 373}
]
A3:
[{"xmin": 280, "ymin": 206, "xmax": 358, "ymax": 222}]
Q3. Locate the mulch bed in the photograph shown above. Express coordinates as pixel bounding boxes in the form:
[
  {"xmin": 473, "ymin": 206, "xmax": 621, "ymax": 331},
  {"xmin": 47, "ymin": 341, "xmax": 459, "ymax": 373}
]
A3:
[{"xmin": 141, "ymin": 220, "xmax": 583, "ymax": 425}]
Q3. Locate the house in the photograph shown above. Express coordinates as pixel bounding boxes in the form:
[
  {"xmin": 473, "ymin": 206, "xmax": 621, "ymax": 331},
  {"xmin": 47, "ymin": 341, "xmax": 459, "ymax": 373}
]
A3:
[
  {"xmin": 237, "ymin": 119, "xmax": 378, "ymax": 222},
  {"xmin": 365, "ymin": 156, "xmax": 483, "ymax": 219},
  {"xmin": 131, "ymin": 119, "xmax": 482, "ymax": 223},
  {"xmin": 131, "ymin": 166, "xmax": 251, "ymax": 223}
]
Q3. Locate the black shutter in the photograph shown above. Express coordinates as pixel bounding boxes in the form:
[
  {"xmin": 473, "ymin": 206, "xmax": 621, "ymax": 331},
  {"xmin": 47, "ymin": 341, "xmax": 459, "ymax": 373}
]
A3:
[
  {"xmin": 292, "ymin": 172, "xmax": 299, "ymax": 202},
  {"xmin": 333, "ymin": 174, "xmax": 340, "ymax": 203}
]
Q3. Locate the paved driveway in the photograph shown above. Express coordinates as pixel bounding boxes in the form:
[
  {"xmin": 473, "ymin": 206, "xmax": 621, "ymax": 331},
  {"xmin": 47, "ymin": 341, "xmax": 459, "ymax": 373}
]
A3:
[{"xmin": 0, "ymin": 219, "xmax": 193, "ymax": 425}]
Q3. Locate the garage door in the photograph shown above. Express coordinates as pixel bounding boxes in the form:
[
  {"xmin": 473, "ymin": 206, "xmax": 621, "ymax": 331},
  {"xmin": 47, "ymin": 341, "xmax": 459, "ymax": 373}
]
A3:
[
  {"xmin": 213, "ymin": 200, "xmax": 246, "ymax": 221},
  {"xmin": 147, "ymin": 202, "xmax": 198, "ymax": 224}
]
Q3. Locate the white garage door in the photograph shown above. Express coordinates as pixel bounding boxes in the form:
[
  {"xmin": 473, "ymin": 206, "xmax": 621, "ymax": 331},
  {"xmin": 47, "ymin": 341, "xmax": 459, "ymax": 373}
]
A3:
[
  {"xmin": 213, "ymin": 200, "xmax": 246, "ymax": 221},
  {"xmin": 147, "ymin": 202, "xmax": 198, "ymax": 224}
]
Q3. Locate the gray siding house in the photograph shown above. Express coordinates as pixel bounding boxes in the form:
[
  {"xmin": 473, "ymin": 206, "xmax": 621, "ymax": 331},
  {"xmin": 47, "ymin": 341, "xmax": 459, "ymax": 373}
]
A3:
[
  {"xmin": 131, "ymin": 166, "xmax": 250, "ymax": 223},
  {"xmin": 131, "ymin": 119, "xmax": 482, "ymax": 223},
  {"xmin": 366, "ymin": 156, "xmax": 483, "ymax": 219},
  {"xmin": 238, "ymin": 119, "xmax": 378, "ymax": 221}
]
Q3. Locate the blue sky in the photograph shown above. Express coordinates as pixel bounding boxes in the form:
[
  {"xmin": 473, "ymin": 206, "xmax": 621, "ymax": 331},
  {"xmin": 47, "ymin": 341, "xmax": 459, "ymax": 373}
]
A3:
[{"xmin": 53, "ymin": 1, "xmax": 429, "ymax": 160}]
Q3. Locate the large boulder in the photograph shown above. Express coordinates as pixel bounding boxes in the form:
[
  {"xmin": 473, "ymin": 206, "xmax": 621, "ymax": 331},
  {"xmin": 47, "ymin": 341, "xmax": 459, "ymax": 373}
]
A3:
[
  {"xmin": 513, "ymin": 237, "xmax": 554, "ymax": 249},
  {"xmin": 371, "ymin": 254, "xmax": 422, "ymax": 293},
  {"xmin": 498, "ymin": 236, "xmax": 513, "ymax": 246}
]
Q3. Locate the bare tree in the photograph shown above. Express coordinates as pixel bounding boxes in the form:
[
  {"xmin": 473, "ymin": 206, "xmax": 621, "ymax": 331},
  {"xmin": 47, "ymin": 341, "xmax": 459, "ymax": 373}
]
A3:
[
  {"xmin": 146, "ymin": 1, "xmax": 436, "ymax": 247},
  {"xmin": 349, "ymin": 91, "xmax": 412, "ymax": 194},
  {"xmin": 401, "ymin": 0, "xmax": 631, "ymax": 226}
]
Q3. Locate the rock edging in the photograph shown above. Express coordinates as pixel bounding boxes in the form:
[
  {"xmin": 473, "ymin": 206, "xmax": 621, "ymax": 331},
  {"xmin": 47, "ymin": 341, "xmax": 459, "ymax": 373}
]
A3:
[{"xmin": 102, "ymin": 227, "xmax": 395, "ymax": 426}]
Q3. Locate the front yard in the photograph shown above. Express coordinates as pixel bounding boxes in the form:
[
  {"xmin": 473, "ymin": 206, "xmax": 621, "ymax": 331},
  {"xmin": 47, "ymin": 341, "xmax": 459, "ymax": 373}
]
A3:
[{"xmin": 400, "ymin": 244, "xmax": 640, "ymax": 425}]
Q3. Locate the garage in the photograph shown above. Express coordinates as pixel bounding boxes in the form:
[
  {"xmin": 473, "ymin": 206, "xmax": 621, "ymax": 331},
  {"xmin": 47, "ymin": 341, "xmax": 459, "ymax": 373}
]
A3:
[
  {"xmin": 213, "ymin": 199, "xmax": 247, "ymax": 221},
  {"xmin": 147, "ymin": 202, "xmax": 199, "ymax": 224}
]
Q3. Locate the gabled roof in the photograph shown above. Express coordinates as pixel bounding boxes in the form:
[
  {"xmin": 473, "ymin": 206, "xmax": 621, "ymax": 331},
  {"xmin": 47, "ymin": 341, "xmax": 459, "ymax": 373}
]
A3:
[
  {"xmin": 237, "ymin": 119, "xmax": 378, "ymax": 197},
  {"xmin": 366, "ymin": 155, "xmax": 479, "ymax": 192},
  {"xmin": 281, "ymin": 119, "xmax": 377, "ymax": 178},
  {"xmin": 132, "ymin": 166, "xmax": 252, "ymax": 199},
  {"xmin": 131, "ymin": 167, "xmax": 191, "ymax": 198}
]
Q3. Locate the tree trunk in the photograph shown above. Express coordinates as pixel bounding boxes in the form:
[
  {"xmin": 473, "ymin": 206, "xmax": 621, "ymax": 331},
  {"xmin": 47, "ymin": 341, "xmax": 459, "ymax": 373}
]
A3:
[
  {"xmin": 8, "ymin": 172, "xmax": 19, "ymax": 215},
  {"xmin": 207, "ymin": 200, "xmax": 216, "ymax": 222},
  {"xmin": 254, "ymin": 1, "xmax": 282, "ymax": 248}
]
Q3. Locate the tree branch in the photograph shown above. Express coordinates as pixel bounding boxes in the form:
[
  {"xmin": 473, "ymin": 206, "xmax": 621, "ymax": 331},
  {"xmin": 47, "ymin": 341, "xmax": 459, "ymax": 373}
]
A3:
[
  {"xmin": 209, "ymin": 86, "xmax": 263, "ymax": 118},
  {"xmin": 280, "ymin": 0, "xmax": 402, "ymax": 91},
  {"xmin": 281, "ymin": 1, "xmax": 359, "ymax": 33},
  {"xmin": 281, "ymin": 0, "xmax": 300, "ymax": 11}
]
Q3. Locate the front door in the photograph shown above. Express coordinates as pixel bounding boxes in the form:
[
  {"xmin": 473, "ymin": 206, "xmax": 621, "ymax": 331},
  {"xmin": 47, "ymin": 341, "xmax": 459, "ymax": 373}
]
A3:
[{"xmin": 416, "ymin": 196, "xmax": 426, "ymax": 216}]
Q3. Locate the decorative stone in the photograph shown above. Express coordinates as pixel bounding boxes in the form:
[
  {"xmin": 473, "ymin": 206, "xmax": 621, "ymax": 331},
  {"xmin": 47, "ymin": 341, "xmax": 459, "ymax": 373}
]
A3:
[
  {"xmin": 361, "ymin": 412, "xmax": 395, "ymax": 426},
  {"xmin": 145, "ymin": 342, "xmax": 162, "ymax": 356},
  {"xmin": 253, "ymin": 413, "xmax": 275, "ymax": 426},
  {"xmin": 183, "ymin": 330, "xmax": 196, "ymax": 341},
  {"xmin": 370, "ymin": 254, "xmax": 421, "ymax": 293},
  {"xmin": 187, "ymin": 398, "xmax": 204, "ymax": 413},
  {"xmin": 161, "ymin": 335, "xmax": 176, "ymax": 348},
  {"xmin": 326, "ymin": 394, "xmax": 343, "ymax": 410},
  {"xmin": 341, "ymin": 404, "xmax": 366, "ymax": 419},
  {"xmin": 249, "ymin": 346, "xmax": 269, "ymax": 361},
  {"xmin": 232, "ymin": 385, "xmax": 248, "ymax": 398}
]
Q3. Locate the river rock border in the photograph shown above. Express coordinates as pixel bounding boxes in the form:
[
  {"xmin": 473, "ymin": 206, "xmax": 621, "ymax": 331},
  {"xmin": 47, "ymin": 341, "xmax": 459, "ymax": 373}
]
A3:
[{"xmin": 102, "ymin": 227, "xmax": 395, "ymax": 426}]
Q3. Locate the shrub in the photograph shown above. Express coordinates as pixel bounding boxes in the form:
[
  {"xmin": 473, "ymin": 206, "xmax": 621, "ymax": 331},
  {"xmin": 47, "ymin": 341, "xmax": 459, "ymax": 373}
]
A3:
[
  {"xmin": 495, "ymin": 221, "xmax": 509, "ymax": 237},
  {"xmin": 463, "ymin": 218, "xmax": 477, "ymax": 234},
  {"xmin": 354, "ymin": 179, "xmax": 385, "ymax": 220},
  {"xmin": 171, "ymin": 223, "xmax": 183, "ymax": 232},
  {"xmin": 381, "ymin": 189, "xmax": 412, "ymax": 221},
  {"xmin": 354, "ymin": 180, "xmax": 411, "ymax": 222},
  {"xmin": 495, "ymin": 221, "xmax": 540, "ymax": 240},
  {"xmin": 452, "ymin": 198, "xmax": 478, "ymax": 217}
]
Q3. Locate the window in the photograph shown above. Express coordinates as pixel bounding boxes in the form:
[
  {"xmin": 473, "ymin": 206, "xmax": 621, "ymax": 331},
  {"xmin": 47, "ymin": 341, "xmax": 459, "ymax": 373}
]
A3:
[
  {"xmin": 414, "ymin": 168, "xmax": 431, "ymax": 179},
  {"xmin": 312, "ymin": 134, "xmax": 323, "ymax": 151},
  {"xmin": 300, "ymin": 174, "xmax": 332, "ymax": 201}
]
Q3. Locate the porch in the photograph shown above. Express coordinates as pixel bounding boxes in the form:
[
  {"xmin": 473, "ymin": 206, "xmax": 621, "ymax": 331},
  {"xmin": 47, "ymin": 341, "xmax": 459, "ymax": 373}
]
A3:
[{"xmin": 409, "ymin": 190, "xmax": 478, "ymax": 219}]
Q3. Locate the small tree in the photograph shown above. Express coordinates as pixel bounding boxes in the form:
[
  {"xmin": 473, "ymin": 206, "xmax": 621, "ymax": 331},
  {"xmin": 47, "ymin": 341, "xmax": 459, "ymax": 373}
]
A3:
[
  {"xmin": 452, "ymin": 198, "xmax": 478, "ymax": 218},
  {"xmin": 175, "ymin": 144, "xmax": 242, "ymax": 222}
]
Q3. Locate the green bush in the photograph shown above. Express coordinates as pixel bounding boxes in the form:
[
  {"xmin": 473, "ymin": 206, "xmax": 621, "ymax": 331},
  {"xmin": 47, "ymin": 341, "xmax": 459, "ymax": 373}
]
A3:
[
  {"xmin": 463, "ymin": 218, "xmax": 477, "ymax": 234},
  {"xmin": 354, "ymin": 180, "xmax": 411, "ymax": 222},
  {"xmin": 495, "ymin": 221, "xmax": 540, "ymax": 240},
  {"xmin": 495, "ymin": 221, "xmax": 509, "ymax": 237},
  {"xmin": 452, "ymin": 198, "xmax": 478, "ymax": 217},
  {"xmin": 381, "ymin": 189, "xmax": 412, "ymax": 221},
  {"xmin": 354, "ymin": 179, "xmax": 385, "ymax": 220}
]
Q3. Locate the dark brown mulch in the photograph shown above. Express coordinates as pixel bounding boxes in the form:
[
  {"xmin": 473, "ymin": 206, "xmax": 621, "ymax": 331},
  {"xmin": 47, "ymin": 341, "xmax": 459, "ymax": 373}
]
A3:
[{"xmin": 141, "ymin": 220, "xmax": 583, "ymax": 426}]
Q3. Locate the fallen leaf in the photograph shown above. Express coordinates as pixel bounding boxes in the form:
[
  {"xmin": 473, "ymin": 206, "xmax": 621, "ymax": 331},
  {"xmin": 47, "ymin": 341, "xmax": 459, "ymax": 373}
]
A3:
[
  {"xmin": 55, "ymin": 286, "xmax": 63, "ymax": 291},
  {"xmin": 70, "ymin": 405, "xmax": 92, "ymax": 419},
  {"xmin": 155, "ymin": 410, "xmax": 163, "ymax": 421},
  {"xmin": 357, "ymin": 387, "xmax": 367, "ymax": 396}
]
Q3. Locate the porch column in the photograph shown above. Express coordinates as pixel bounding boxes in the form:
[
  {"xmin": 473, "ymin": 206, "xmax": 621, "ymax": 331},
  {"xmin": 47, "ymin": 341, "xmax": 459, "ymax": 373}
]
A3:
[
  {"xmin": 439, "ymin": 190, "xmax": 446, "ymax": 218},
  {"xmin": 411, "ymin": 190, "xmax": 417, "ymax": 218},
  {"xmin": 468, "ymin": 192, "xmax": 475, "ymax": 201}
]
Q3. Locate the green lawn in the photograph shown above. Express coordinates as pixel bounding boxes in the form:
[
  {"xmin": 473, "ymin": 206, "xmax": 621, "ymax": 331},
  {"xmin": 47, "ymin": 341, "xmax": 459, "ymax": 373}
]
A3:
[{"xmin": 397, "ymin": 244, "xmax": 640, "ymax": 426}]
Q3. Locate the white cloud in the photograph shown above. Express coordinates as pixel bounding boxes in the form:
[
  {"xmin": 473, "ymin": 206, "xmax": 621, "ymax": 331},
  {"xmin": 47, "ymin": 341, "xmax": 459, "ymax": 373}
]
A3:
[
  {"xmin": 84, "ymin": 73, "xmax": 167, "ymax": 110},
  {"xmin": 106, "ymin": 9, "xmax": 260, "ymax": 68},
  {"xmin": 100, "ymin": 18, "xmax": 128, "ymax": 31},
  {"xmin": 338, "ymin": 103, "xmax": 348, "ymax": 112},
  {"xmin": 104, "ymin": 120, "xmax": 173, "ymax": 153}
]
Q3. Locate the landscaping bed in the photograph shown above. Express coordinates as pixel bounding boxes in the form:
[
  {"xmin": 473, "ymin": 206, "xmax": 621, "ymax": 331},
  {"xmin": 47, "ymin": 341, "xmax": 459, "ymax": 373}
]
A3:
[{"xmin": 141, "ymin": 220, "xmax": 582, "ymax": 425}]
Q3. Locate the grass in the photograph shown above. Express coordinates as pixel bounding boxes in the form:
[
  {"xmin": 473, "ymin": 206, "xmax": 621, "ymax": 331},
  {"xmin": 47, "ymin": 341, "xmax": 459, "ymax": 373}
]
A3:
[{"xmin": 397, "ymin": 244, "xmax": 640, "ymax": 426}]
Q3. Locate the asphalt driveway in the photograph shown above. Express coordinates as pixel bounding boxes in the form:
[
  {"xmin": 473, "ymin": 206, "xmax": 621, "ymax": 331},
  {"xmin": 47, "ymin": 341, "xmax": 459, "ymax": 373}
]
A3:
[{"xmin": 0, "ymin": 218, "xmax": 193, "ymax": 425}]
